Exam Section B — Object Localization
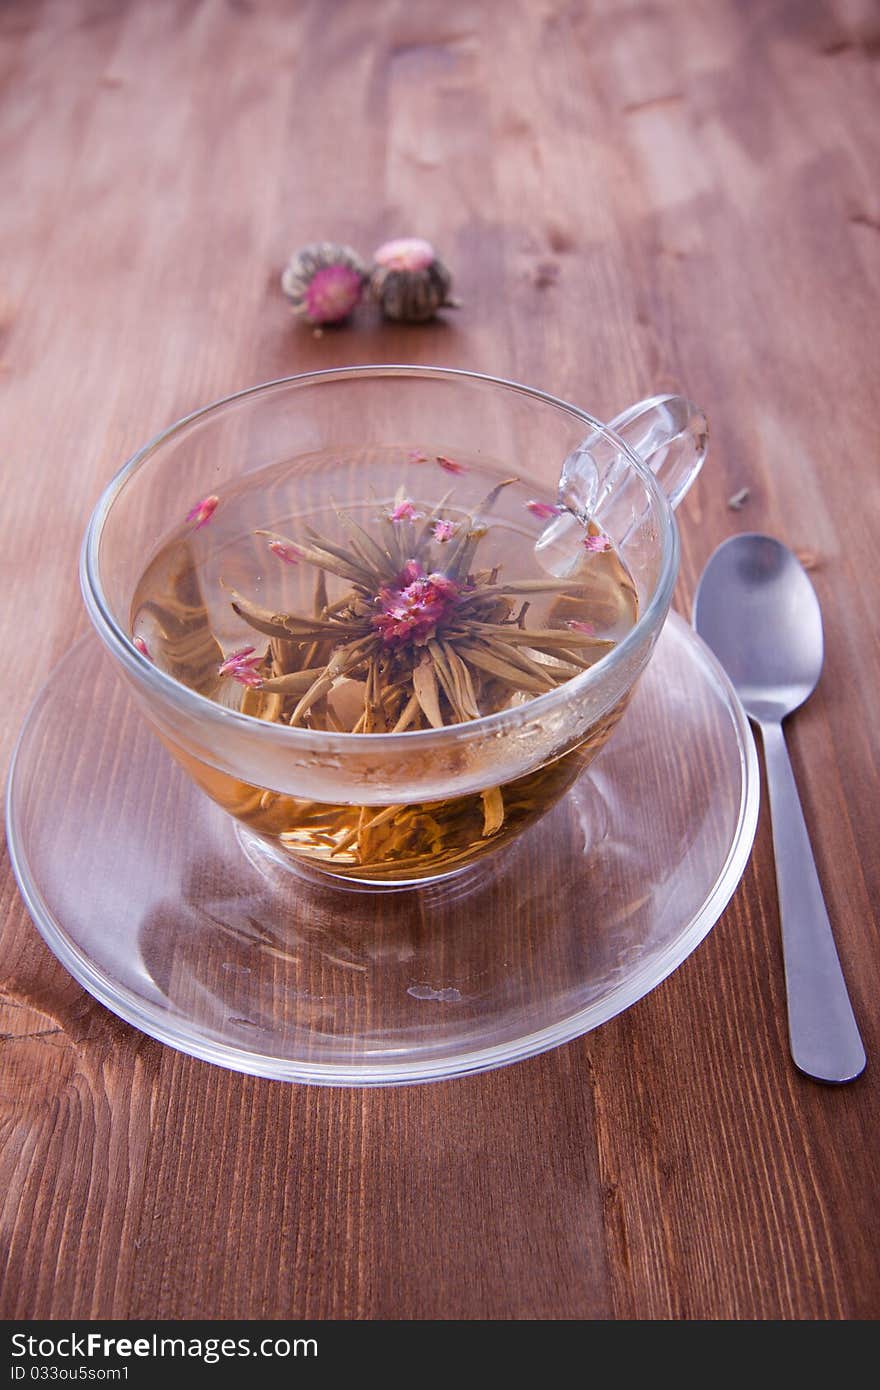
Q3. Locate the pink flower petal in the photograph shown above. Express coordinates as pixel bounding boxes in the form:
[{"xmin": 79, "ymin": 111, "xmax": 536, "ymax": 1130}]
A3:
[
  {"xmin": 432, "ymin": 519, "xmax": 457, "ymax": 542},
  {"xmin": 304, "ymin": 263, "xmax": 364, "ymax": 324},
  {"xmin": 373, "ymin": 568, "xmax": 460, "ymax": 647},
  {"xmin": 186, "ymin": 494, "xmax": 219, "ymax": 529},
  {"xmin": 218, "ymin": 644, "xmax": 264, "ymax": 689},
  {"xmin": 230, "ymin": 667, "xmax": 263, "ymax": 688},
  {"xmin": 133, "ymin": 636, "xmax": 151, "ymax": 659},
  {"xmin": 436, "ymin": 455, "xmax": 465, "ymax": 475},
  {"xmin": 268, "ymin": 539, "xmax": 301, "ymax": 565},
  {"xmin": 583, "ymin": 533, "xmax": 612, "ymax": 553},
  {"xmin": 390, "ymin": 499, "xmax": 423, "ymax": 522},
  {"xmin": 526, "ymin": 499, "xmax": 562, "ymax": 520},
  {"xmin": 374, "ymin": 238, "xmax": 435, "ymax": 272},
  {"xmin": 219, "ymin": 646, "xmax": 257, "ymax": 676},
  {"xmin": 400, "ymin": 559, "xmax": 425, "ymax": 585},
  {"xmin": 567, "ymin": 620, "xmax": 596, "ymax": 635}
]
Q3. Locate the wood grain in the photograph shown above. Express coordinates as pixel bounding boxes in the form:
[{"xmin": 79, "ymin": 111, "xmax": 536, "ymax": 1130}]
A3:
[{"xmin": 1, "ymin": 0, "xmax": 878, "ymax": 1321}]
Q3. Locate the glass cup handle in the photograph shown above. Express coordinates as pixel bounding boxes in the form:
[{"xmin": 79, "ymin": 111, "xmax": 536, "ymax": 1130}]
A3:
[
  {"xmin": 605, "ymin": 394, "xmax": 709, "ymax": 510},
  {"xmin": 544, "ymin": 394, "xmax": 709, "ymax": 575},
  {"xmin": 557, "ymin": 394, "xmax": 709, "ymax": 522}
]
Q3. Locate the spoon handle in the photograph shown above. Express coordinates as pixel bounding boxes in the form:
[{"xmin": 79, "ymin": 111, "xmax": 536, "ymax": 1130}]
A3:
[{"xmin": 758, "ymin": 719, "xmax": 866, "ymax": 1083}]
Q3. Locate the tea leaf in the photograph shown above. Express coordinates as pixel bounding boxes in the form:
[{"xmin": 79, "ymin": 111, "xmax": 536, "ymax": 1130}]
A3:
[
  {"xmin": 437, "ymin": 639, "xmax": 481, "ymax": 720},
  {"xmin": 258, "ymin": 529, "xmax": 371, "ymax": 585},
  {"xmin": 391, "ymin": 691, "xmax": 422, "ymax": 733},
  {"xmin": 331, "ymin": 504, "xmax": 397, "ymax": 578},
  {"xmin": 464, "ymin": 621, "xmax": 613, "ymax": 649},
  {"xmin": 481, "ymin": 786, "xmax": 505, "ymax": 836},
  {"xmin": 260, "ymin": 666, "xmax": 328, "ymax": 694},
  {"xmin": 412, "ymin": 654, "xmax": 444, "ymax": 728},
  {"xmin": 453, "ymin": 642, "xmax": 554, "ymax": 693}
]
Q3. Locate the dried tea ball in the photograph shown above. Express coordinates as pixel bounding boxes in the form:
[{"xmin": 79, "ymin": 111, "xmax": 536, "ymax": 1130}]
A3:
[
  {"xmin": 369, "ymin": 237, "xmax": 458, "ymax": 323},
  {"xmin": 280, "ymin": 242, "xmax": 367, "ymax": 325}
]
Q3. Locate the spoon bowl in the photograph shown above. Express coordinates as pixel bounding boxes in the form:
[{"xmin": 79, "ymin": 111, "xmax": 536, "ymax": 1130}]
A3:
[{"xmin": 693, "ymin": 534, "xmax": 823, "ymax": 721}]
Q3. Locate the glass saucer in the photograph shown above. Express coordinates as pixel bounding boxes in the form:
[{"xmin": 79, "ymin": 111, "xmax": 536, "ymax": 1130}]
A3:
[{"xmin": 5, "ymin": 612, "xmax": 759, "ymax": 1086}]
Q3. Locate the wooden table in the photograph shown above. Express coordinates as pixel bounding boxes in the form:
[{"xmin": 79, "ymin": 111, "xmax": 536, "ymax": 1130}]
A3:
[{"xmin": 2, "ymin": 0, "xmax": 878, "ymax": 1322}]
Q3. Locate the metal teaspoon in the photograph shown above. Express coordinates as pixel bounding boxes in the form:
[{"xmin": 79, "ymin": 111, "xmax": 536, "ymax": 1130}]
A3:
[{"xmin": 693, "ymin": 533, "xmax": 866, "ymax": 1083}]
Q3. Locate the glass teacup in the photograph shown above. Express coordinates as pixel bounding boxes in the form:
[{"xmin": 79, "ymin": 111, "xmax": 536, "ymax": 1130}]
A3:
[{"xmin": 81, "ymin": 367, "xmax": 706, "ymax": 889}]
